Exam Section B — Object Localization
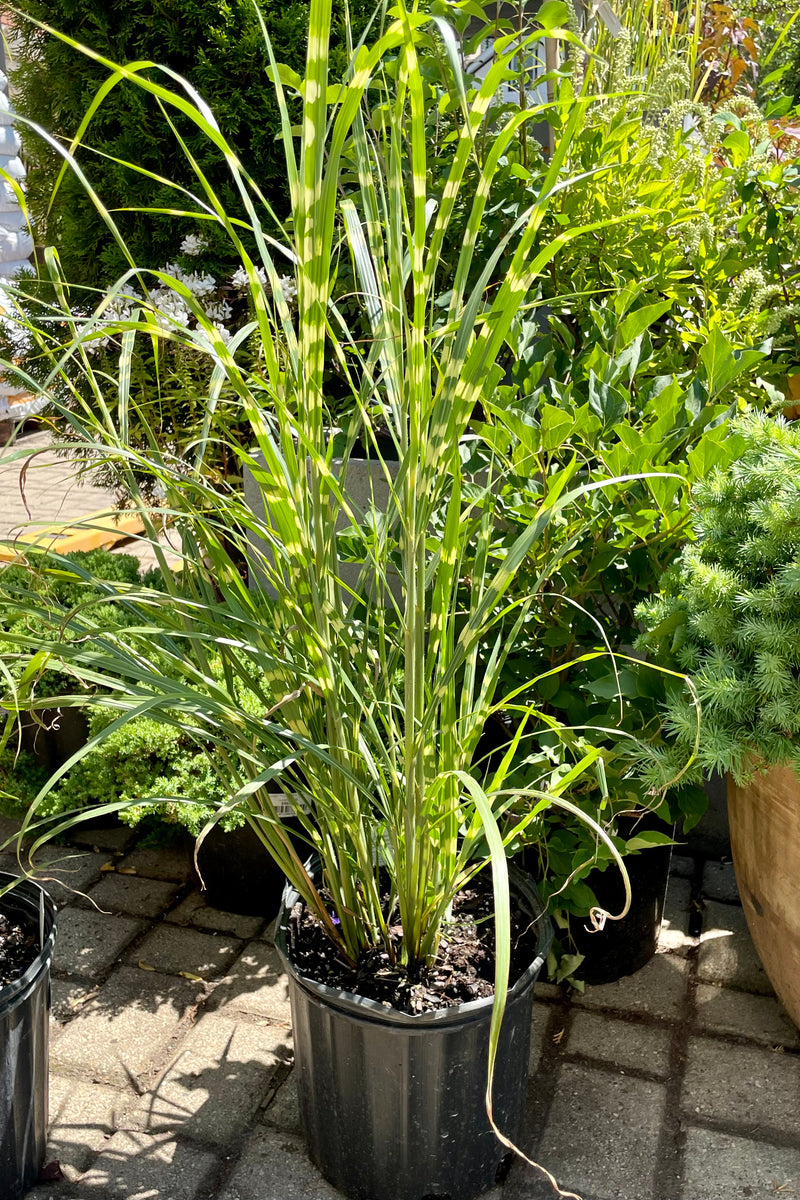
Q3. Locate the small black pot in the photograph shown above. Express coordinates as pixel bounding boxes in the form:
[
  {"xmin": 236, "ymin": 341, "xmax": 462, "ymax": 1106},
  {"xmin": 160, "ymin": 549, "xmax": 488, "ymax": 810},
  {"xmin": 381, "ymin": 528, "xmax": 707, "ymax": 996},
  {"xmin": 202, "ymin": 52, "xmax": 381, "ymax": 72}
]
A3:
[
  {"xmin": 0, "ymin": 874, "xmax": 57, "ymax": 1200},
  {"xmin": 19, "ymin": 708, "xmax": 89, "ymax": 774},
  {"xmin": 194, "ymin": 816, "xmax": 305, "ymax": 918},
  {"xmin": 275, "ymin": 869, "xmax": 552, "ymax": 1200},
  {"xmin": 568, "ymin": 816, "xmax": 674, "ymax": 985}
]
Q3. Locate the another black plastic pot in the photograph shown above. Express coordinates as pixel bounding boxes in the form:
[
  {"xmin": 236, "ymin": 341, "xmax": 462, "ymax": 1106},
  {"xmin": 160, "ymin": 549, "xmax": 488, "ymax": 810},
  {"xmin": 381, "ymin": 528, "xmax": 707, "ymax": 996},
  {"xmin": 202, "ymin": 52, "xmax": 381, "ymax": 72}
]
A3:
[
  {"xmin": 20, "ymin": 708, "xmax": 89, "ymax": 774},
  {"xmin": 275, "ymin": 869, "xmax": 552, "ymax": 1200},
  {"xmin": 194, "ymin": 809, "xmax": 306, "ymax": 918},
  {"xmin": 567, "ymin": 816, "xmax": 674, "ymax": 985},
  {"xmin": 0, "ymin": 874, "xmax": 57, "ymax": 1200}
]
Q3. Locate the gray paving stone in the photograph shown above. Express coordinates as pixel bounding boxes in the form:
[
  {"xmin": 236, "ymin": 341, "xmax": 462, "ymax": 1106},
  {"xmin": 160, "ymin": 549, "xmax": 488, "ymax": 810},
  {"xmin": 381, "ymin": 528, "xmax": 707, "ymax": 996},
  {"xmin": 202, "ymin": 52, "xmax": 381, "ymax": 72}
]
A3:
[
  {"xmin": 658, "ymin": 876, "xmax": 694, "ymax": 957},
  {"xmin": 683, "ymin": 1036, "xmax": 800, "ymax": 1136},
  {"xmin": 262, "ymin": 1071, "xmax": 301, "ymax": 1135},
  {"xmin": 131, "ymin": 923, "xmax": 243, "ymax": 981},
  {"xmin": 0, "ymin": 813, "xmax": 25, "ymax": 846},
  {"xmin": 216, "ymin": 1127, "xmax": 346, "ymax": 1200},
  {"xmin": 681, "ymin": 1126, "xmax": 800, "ymax": 1200},
  {"xmin": 697, "ymin": 901, "xmax": 773, "ymax": 995},
  {"xmin": 46, "ymin": 1076, "xmax": 132, "ymax": 1175},
  {"xmin": 56, "ymin": 1130, "xmax": 219, "ymax": 1199},
  {"xmin": 574, "ymin": 951, "xmax": 690, "ymax": 1021},
  {"xmin": 168, "ymin": 889, "xmax": 266, "ymax": 939},
  {"xmin": 86, "ymin": 872, "xmax": 180, "ymax": 919},
  {"xmin": 128, "ymin": 1014, "xmax": 289, "ymax": 1144},
  {"xmin": 51, "ymin": 978, "xmax": 99, "ymax": 1025},
  {"xmin": 505, "ymin": 1063, "xmax": 665, "ymax": 1200},
  {"xmin": 566, "ymin": 1011, "xmax": 671, "ymax": 1077},
  {"xmin": 37, "ymin": 851, "xmax": 114, "ymax": 908},
  {"xmin": 69, "ymin": 823, "xmax": 140, "ymax": 854},
  {"xmin": 529, "ymin": 1001, "xmax": 551, "ymax": 1074},
  {"xmin": 695, "ymin": 984, "xmax": 800, "ymax": 1049},
  {"xmin": 0, "ymin": 850, "xmax": 22, "ymax": 876},
  {"xmin": 532, "ymin": 980, "xmax": 563, "ymax": 1002},
  {"xmin": 669, "ymin": 854, "xmax": 696, "ymax": 879},
  {"xmin": 117, "ymin": 841, "xmax": 195, "ymax": 883},
  {"xmin": 701, "ymin": 861, "xmax": 740, "ymax": 903},
  {"xmin": 0, "ymin": 429, "xmax": 118, "ymax": 539},
  {"xmin": 206, "ymin": 940, "xmax": 291, "ymax": 1021},
  {"xmin": 51, "ymin": 965, "xmax": 203, "ymax": 1089},
  {"xmin": 55, "ymin": 908, "xmax": 145, "ymax": 980}
]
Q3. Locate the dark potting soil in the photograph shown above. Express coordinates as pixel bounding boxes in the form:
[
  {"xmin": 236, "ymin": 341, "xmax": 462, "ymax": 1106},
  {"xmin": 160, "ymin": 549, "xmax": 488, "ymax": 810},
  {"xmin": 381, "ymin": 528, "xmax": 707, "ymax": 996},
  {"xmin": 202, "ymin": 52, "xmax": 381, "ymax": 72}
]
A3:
[
  {"xmin": 0, "ymin": 905, "xmax": 37, "ymax": 990},
  {"xmin": 287, "ymin": 873, "xmax": 540, "ymax": 1014}
]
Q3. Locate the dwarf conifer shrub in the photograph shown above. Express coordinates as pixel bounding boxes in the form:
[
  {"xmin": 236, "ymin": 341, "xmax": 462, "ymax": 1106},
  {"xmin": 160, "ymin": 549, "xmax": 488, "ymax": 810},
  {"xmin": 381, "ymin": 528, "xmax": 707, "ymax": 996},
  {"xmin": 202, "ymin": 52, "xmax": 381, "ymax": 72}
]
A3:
[{"xmin": 636, "ymin": 411, "xmax": 800, "ymax": 785}]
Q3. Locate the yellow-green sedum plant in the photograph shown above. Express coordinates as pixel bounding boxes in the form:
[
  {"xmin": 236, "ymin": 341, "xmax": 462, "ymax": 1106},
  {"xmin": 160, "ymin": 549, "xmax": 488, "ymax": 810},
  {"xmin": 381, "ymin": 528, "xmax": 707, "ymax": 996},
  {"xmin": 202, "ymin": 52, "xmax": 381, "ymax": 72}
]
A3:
[{"xmin": 0, "ymin": 0, "xmax": 694, "ymax": 1168}]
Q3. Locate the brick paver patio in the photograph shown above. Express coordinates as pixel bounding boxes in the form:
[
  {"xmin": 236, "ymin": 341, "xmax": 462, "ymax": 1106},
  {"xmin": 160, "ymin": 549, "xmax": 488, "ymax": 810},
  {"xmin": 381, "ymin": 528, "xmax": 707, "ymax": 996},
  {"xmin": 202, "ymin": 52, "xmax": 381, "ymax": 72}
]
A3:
[{"xmin": 0, "ymin": 816, "xmax": 795, "ymax": 1200}]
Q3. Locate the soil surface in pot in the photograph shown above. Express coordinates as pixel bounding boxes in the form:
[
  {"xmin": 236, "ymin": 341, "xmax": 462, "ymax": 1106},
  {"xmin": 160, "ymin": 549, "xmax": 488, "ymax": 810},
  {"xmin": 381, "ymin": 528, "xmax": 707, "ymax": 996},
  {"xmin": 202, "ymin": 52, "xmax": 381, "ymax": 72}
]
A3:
[
  {"xmin": 0, "ymin": 905, "xmax": 38, "ymax": 988},
  {"xmin": 286, "ymin": 873, "xmax": 540, "ymax": 1013}
]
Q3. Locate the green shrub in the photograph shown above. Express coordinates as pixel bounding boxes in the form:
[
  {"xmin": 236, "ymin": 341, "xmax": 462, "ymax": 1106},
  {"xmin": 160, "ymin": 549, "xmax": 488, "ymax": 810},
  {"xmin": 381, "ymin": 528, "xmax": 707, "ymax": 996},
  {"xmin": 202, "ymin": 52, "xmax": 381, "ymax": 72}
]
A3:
[
  {"xmin": 10, "ymin": 0, "xmax": 374, "ymax": 288},
  {"xmin": 42, "ymin": 711, "xmax": 238, "ymax": 835},
  {"xmin": 0, "ymin": 548, "xmax": 156, "ymax": 698},
  {"xmin": 635, "ymin": 411, "xmax": 800, "ymax": 785}
]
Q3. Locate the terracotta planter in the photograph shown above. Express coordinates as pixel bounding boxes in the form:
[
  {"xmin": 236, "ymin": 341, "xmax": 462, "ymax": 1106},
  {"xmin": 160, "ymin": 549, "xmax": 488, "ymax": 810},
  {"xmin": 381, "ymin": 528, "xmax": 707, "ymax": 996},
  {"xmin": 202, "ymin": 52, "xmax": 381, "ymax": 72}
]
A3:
[{"xmin": 727, "ymin": 767, "xmax": 800, "ymax": 1027}]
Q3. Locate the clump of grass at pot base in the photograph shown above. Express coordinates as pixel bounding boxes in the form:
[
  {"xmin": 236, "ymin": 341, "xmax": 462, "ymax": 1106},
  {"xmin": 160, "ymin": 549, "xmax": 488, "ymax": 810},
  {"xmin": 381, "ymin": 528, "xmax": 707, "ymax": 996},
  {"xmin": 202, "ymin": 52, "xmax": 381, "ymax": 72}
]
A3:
[{"xmin": 284, "ymin": 868, "xmax": 541, "ymax": 1013}]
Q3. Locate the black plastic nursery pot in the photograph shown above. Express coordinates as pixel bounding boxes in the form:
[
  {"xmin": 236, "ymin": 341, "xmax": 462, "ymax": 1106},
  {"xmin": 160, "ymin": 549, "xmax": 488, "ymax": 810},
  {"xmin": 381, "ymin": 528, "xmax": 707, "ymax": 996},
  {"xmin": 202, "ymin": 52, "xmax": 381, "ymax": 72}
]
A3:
[
  {"xmin": 20, "ymin": 707, "xmax": 89, "ymax": 774},
  {"xmin": 567, "ymin": 817, "xmax": 674, "ymax": 986},
  {"xmin": 195, "ymin": 809, "xmax": 306, "ymax": 918},
  {"xmin": 0, "ymin": 874, "xmax": 57, "ymax": 1200},
  {"xmin": 275, "ymin": 871, "xmax": 552, "ymax": 1200}
]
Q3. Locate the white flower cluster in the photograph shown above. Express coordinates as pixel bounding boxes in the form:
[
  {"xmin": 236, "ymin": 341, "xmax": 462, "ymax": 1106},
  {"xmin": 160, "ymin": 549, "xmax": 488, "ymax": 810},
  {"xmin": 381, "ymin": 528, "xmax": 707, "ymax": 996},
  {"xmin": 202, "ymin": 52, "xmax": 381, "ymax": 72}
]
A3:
[
  {"xmin": 231, "ymin": 264, "xmax": 267, "ymax": 290},
  {"xmin": 165, "ymin": 262, "xmax": 217, "ymax": 299},
  {"xmin": 82, "ymin": 233, "xmax": 297, "ymax": 358},
  {"xmin": 179, "ymin": 233, "xmax": 207, "ymax": 257},
  {"xmin": 278, "ymin": 274, "xmax": 298, "ymax": 305},
  {"xmin": 86, "ymin": 289, "xmax": 143, "ymax": 350},
  {"xmin": 231, "ymin": 264, "xmax": 297, "ymax": 307},
  {"xmin": 148, "ymin": 286, "xmax": 191, "ymax": 330},
  {"xmin": 205, "ymin": 298, "xmax": 233, "ymax": 323}
]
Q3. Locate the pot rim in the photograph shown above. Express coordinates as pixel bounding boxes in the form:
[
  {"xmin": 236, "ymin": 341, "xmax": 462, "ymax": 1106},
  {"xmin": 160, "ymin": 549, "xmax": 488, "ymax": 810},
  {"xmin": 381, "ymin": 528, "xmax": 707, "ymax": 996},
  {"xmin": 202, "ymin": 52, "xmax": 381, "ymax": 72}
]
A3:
[
  {"xmin": 274, "ymin": 865, "xmax": 552, "ymax": 1028},
  {"xmin": 0, "ymin": 871, "xmax": 58, "ymax": 1015}
]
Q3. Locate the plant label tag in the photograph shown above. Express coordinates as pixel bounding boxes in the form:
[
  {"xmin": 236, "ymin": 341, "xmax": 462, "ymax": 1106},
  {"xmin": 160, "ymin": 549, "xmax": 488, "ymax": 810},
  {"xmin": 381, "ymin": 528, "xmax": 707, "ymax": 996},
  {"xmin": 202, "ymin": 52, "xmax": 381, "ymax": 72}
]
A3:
[
  {"xmin": 596, "ymin": 1, "xmax": 623, "ymax": 37},
  {"xmin": 270, "ymin": 792, "xmax": 310, "ymax": 818}
]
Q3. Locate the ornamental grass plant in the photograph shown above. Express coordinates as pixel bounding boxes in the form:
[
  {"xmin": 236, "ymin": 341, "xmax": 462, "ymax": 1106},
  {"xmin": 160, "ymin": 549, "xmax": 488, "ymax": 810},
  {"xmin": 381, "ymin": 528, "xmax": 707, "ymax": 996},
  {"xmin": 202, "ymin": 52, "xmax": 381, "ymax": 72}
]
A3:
[{"xmin": 0, "ymin": 0, "xmax": 704, "ymax": 1173}]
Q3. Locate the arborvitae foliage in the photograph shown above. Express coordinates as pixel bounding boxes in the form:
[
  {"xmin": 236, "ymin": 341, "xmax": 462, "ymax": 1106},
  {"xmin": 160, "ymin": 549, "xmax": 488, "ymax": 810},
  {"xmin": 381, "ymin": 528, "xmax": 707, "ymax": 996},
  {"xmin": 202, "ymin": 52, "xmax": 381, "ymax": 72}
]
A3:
[
  {"xmin": 10, "ymin": 0, "xmax": 373, "ymax": 289},
  {"xmin": 636, "ymin": 411, "xmax": 800, "ymax": 786}
]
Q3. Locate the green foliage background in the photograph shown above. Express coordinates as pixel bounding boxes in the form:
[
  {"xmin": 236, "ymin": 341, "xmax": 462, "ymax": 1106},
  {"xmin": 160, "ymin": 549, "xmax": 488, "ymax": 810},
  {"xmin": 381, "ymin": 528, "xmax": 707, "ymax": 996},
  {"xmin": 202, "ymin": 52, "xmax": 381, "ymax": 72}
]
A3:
[{"xmin": 9, "ymin": 0, "xmax": 374, "ymax": 287}]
